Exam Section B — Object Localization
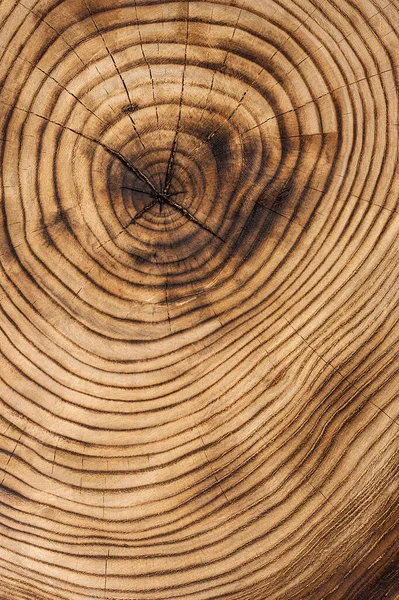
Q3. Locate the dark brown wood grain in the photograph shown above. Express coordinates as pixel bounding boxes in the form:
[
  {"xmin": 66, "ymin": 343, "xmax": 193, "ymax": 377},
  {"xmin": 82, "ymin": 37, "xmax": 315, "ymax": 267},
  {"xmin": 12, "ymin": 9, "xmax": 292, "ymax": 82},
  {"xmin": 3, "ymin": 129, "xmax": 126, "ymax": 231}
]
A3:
[{"xmin": 0, "ymin": 0, "xmax": 398, "ymax": 599}]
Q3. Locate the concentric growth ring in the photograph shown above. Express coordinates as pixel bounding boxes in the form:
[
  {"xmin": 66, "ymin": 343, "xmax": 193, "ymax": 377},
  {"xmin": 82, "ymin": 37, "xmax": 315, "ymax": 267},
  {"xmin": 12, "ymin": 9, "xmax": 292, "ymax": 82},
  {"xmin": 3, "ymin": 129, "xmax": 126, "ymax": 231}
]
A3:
[{"xmin": 0, "ymin": 0, "xmax": 399, "ymax": 599}]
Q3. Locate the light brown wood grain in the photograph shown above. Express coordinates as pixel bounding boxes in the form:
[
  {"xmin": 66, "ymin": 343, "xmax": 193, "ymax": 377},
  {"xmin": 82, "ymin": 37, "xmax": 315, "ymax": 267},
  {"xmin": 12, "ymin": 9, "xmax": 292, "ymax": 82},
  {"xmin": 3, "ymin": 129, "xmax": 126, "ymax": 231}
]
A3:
[{"xmin": 0, "ymin": 0, "xmax": 398, "ymax": 599}]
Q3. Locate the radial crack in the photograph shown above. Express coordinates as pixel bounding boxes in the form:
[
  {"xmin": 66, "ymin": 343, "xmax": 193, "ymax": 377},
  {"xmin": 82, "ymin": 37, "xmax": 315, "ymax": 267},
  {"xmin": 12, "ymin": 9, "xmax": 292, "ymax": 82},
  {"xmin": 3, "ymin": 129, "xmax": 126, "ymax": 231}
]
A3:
[
  {"xmin": 19, "ymin": 0, "xmax": 114, "ymax": 110},
  {"xmin": 121, "ymin": 186, "xmax": 152, "ymax": 195},
  {"xmin": 163, "ymin": 1, "xmax": 190, "ymax": 194},
  {"xmin": 122, "ymin": 186, "xmax": 186, "ymax": 197},
  {"xmin": 198, "ymin": 0, "xmax": 246, "ymax": 124},
  {"xmin": 19, "ymin": 1, "xmax": 85, "ymax": 67},
  {"xmin": 0, "ymin": 99, "xmax": 157, "ymax": 192},
  {"xmin": 193, "ymin": 65, "xmax": 264, "ymax": 155},
  {"xmin": 83, "ymin": 0, "xmax": 145, "ymax": 148},
  {"xmin": 127, "ymin": 190, "xmax": 225, "ymax": 242},
  {"xmin": 129, "ymin": 199, "xmax": 158, "ymax": 225},
  {"xmin": 133, "ymin": 0, "xmax": 161, "ymax": 179},
  {"xmin": 162, "ymin": 196, "xmax": 225, "ymax": 242},
  {"xmin": 242, "ymin": 64, "xmax": 399, "ymax": 136},
  {"xmin": 0, "ymin": 44, "xmax": 105, "ymax": 124}
]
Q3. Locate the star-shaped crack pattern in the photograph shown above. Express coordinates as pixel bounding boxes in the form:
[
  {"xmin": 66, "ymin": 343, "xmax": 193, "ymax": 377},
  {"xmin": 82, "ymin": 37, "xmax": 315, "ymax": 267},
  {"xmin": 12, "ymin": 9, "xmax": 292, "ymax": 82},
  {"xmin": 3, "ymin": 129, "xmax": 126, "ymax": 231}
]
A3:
[{"xmin": 122, "ymin": 183, "xmax": 225, "ymax": 243}]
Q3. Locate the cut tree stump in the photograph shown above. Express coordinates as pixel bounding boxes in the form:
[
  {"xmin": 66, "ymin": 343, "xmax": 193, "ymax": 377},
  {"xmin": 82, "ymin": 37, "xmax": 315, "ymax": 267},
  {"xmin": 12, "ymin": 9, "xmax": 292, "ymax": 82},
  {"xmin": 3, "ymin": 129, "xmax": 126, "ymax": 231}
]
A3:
[{"xmin": 0, "ymin": 0, "xmax": 398, "ymax": 599}]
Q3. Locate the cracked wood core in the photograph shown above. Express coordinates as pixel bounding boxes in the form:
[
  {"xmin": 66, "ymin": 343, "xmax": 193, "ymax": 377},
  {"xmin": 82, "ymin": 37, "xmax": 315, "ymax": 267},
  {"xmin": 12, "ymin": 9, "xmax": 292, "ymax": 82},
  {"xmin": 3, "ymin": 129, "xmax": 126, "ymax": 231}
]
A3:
[{"xmin": 0, "ymin": 0, "xmax": 399, "ymax": 599}]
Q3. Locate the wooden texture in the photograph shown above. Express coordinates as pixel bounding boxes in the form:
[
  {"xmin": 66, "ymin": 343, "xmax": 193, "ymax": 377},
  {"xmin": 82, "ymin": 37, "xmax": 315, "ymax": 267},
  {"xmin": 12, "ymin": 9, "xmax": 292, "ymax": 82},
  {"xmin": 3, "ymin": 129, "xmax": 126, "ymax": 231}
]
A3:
[{"xmin": 0, "ymin": 0, "xmax": 399, "ymax": 598}]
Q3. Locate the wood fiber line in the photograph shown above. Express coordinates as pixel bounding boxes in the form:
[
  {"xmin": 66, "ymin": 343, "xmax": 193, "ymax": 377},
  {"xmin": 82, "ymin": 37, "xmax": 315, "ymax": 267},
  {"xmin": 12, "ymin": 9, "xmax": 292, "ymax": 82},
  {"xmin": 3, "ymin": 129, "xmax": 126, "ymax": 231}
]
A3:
[{"xmin": 0, "ymin": 0, "xmax": 399, "ymax": 599}]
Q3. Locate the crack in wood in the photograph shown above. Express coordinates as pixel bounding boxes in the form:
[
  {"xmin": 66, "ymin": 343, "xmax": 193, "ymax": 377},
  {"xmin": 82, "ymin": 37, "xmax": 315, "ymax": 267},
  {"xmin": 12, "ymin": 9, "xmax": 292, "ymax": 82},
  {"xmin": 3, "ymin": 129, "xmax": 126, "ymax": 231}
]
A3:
[
  {"xmin": 83, "ymin": 0, "xmax": 145, "ymax": 148},
  {"xmin": 198, "ymin": 0, "xmax": 247, "ymax": 126},
  {"xmin": 0, "ymin": 44, "xmax": 105, "ymax": 125},
  {"xmin": 127, "ymin": 190, "xmax": 225, "ymax": 243},
  {"xmin": 133, "ymin": 0, "xmax": 161, "ymax": 184},
  {"xmin": 163, "ymin": 2, "xmax": 190, "ymax": 195}
]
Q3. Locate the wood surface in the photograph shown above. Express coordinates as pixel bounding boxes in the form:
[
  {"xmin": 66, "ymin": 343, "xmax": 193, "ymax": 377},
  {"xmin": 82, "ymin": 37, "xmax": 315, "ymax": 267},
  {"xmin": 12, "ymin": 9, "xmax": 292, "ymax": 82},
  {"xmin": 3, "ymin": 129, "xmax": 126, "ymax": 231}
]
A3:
[{"xmin": 0, "ymin": 0, "xmax": 399, "ymax": 598}]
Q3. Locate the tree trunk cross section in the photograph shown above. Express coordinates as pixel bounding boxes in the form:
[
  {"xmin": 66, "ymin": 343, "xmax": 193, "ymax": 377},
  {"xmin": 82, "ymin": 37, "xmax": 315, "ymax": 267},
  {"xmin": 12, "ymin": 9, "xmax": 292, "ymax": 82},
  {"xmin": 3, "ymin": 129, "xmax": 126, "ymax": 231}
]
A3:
[{"xmin": 0, "ymin": 0, "xmax": 398, "ymax": 599}]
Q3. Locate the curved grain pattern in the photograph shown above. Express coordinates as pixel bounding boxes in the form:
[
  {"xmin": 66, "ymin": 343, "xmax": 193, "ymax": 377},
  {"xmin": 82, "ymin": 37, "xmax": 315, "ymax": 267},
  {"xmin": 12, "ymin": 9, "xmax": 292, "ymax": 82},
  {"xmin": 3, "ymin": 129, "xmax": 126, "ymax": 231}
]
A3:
[{"xmin": 0, "ymin": 0, "xmax": 399, "ymax": 598}]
